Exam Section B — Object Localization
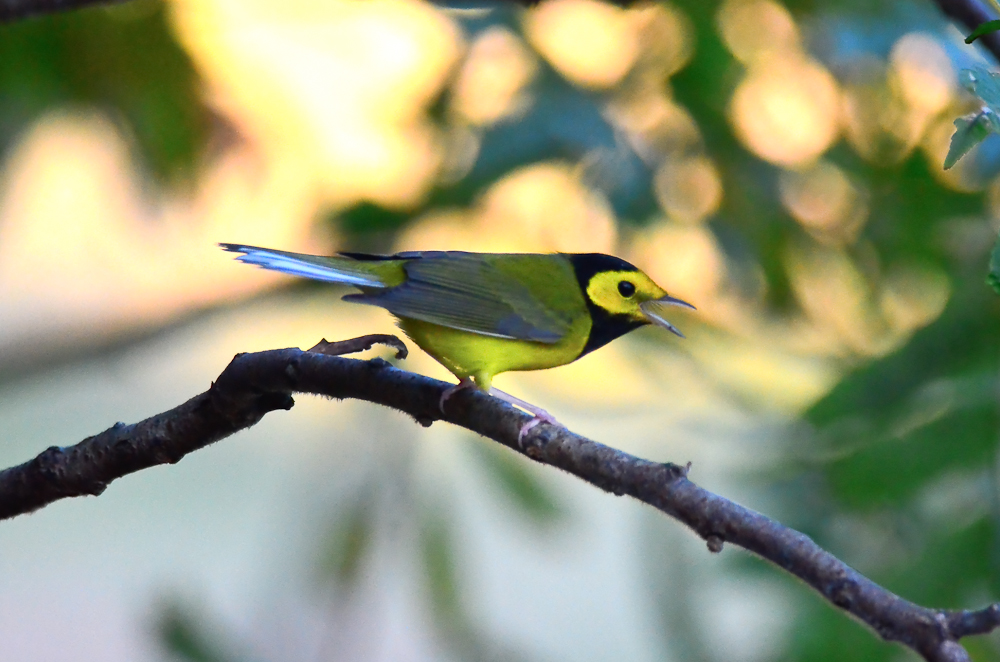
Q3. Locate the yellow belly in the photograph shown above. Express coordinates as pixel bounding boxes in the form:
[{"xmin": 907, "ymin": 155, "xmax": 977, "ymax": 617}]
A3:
[{"xmin": 398, "ymin": 316, "xmax": 591, "ymax": 390}]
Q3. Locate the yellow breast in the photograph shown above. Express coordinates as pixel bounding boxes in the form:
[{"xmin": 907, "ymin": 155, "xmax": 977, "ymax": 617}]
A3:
[{"xmin": 398, "ymin": 316, "xmax": 592, "ymax": 390}]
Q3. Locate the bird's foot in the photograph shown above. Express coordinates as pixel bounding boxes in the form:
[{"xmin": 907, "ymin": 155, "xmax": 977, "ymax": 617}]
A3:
[
  {"xmin": 439, "ymin": 378, "xmax": 476, "ymax": 414},
  {"xmin": 488, "ymin": 387, "xmax": 562, "ymax": 446},
  {"xmin": 516, "ymin": 411, "xmax": 561, "ymax": 446}
]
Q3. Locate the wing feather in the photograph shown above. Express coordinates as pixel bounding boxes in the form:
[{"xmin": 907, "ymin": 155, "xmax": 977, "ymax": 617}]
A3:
[{"xmin": 345, "ymin": 252, "xmax": 573, "ymax": 343}]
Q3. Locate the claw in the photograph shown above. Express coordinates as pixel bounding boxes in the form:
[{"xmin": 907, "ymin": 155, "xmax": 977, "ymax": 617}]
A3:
[
  {"xmin": 439, "ymin": 377, "xmax": 476, "ymax": 413},
  {"xmin": 488, "ymin": 387, "xmax": 562, "ymax": 447},
  {"xmin": 516, "ymin": 411, "xmax": 561, "ymax": 447}
]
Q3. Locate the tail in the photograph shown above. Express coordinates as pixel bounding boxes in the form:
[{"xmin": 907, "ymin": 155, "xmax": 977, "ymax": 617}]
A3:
[{"xmin": 220, "ymin": 243, "xmax": 387, "ymax": 288}]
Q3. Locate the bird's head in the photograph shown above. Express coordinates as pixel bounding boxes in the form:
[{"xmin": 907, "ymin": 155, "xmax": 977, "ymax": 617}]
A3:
[{"xmin": 568, "ymin": 254, "xmax": 695, "ymax": 338}]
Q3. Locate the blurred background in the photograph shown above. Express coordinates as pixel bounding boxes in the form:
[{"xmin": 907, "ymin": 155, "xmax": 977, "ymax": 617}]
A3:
[{"xmin": 0, "ymin": 0, "xmax": 998, "ymax": 660}]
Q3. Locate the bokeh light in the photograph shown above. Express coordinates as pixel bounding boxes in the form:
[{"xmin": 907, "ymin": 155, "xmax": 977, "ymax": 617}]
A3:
[
  {"xmin": 172, "ymin": 0, "xmax": 461, "ymax": 208},
  {"xmin": 400, "ymin": 161, "xmax": 617, "ymax": 253},
  {"xmin": 451, "ymin": 27, "xmax": 538, "ymax": 126},
  {"xmin": 778, "ymin": 160, "xmax": 866, "ymax": 244},
  {"xmin": 890, "ymin": 32, "xmax": 954, "ymax": 117},
  {"xmin": 654, "ymin": 155, "xmax": 723, "ymax": 224},
  {"xmin": 717, "ymin": 0, "xmax": 800, "ymax": 64},
  {"xmin": 524, "ymin": 0, "xmax": 641, "ymax": 89},
  {"xmin": 729, "ymin": 54, "xmax": 841, "ymax": 167}
]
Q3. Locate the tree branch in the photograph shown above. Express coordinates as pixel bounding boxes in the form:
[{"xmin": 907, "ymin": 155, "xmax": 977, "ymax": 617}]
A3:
[
  {"xmin": 933, "ymin": 0, "xmax": 1000, "ymax": 63},
  {"xmin": 0, "ymin": 0, "xmax": 618, "ymax": 24},
  {"xmin": 0, "ymin": 0, "xmax": 129, "ymax": 22},
  {"xmin": 0, "ymin": 336, "xmax": 997, "ymax": 660}
]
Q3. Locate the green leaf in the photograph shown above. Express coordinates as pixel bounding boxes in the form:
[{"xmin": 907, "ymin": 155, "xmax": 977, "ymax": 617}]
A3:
[
  {"xmin": 988, "ymin": 231, "xmax": 1000, "ymax": 295},
  {"xmin": 965, "ymin": 20, "xmax": 1000, "ymax": 44},
  {"xmin": 468, "ymin": 440, "xmax": 564, "ymax": 524},
  {"xmin": 959, "ymin": 67, "xmax": 1000, "ymax": 109},
  {"xmin": 944, "ymin": 111, "xmax": 995, "ymax": 170}
]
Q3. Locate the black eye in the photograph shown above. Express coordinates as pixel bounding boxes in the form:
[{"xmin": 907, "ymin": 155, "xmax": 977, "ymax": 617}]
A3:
[{"xmin": 618, "ymin": 280, "xmax": 635, "ymax": 297}]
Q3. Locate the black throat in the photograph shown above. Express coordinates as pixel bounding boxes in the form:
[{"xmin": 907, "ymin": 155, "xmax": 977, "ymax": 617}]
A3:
[{"xmin": 566, "ymin": 254, "xmax": 647, "ymax": 358}]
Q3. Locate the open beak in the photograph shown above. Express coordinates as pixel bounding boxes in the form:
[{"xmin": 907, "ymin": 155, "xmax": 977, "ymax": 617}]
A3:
[{"xmin": 639, "ymin": 295, "xmax": 696, "ymax": 338}]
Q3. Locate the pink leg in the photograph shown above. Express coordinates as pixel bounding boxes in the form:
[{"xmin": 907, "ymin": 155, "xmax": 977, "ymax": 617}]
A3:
[
  {"xmin": 439, "ymin": 377, "xmax": 476, "ymax": 413},
  {"xmin": 488, "ymin": 387, "xmax": 561, "ymax": 445}
]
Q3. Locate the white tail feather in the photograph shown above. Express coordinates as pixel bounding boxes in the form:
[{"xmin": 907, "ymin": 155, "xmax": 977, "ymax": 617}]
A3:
[{"xmin": 225, "ymin": 246, "xmax": 384, "ymax": 288}]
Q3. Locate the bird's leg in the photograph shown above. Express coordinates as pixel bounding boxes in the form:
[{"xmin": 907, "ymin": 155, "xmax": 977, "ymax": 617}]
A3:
[
  {"xmin": 488, "ymin": 387, "xmax": 561, "ymax": 445},
  {"xmin": 439, "ymin": 377, "xmax": 476, "ymax": 413}
]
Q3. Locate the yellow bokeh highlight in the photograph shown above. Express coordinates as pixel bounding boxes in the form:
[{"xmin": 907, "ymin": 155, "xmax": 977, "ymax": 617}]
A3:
[
  {"xmin": 398, "ymin": 161, "xmax": 616, "ymax": 253},
  {"xmin": 654, "ymin": 155, "xmax": 722, "ymax": 224},
  {"xmin": 170, "ymin": 0, "xmax": 462, "ymax": 208},
  {"xmin": 890, "ymin": 32, "xmax": 954, "ymax": 117},
  {"xmin": 451, "ymin": 27, "xmax": 538, "ymax": 126},
  {"xmin": 786, "ymin": 243, "xmax": 889, "ymax": 357},
  {"xmin": 628, "ymin": 222, "xmax": 725, "ymax": 310},
  {"xmin": 717, "ymin": 0, "xmax": 800, "ymax": 63},
  {"xmin": 784, "ymin": 242, "xmax": 947, "ymax": 359},
  {"xmin": 524, "ymin": 0, "xmax": 641, "ymax": 89},
  {"xmin": 684, "ymin": 330, "xmax": 839, "ymax": 411},
  {"xmin": 879, "ymin": 263, "xmax": 950, "ymax": 336},
  {"xmin": 779, "ymin": 160, "xmax": 866, "ymax": 244},
  {"xmin": 0, "ymin": 112, "xmax": 320, "ymax": 345},
  {"xmin": 838, "ymin": 34, "xmax": 954, "ymax": 169},
  {"xmin": 730, "ymin": 55, "xmax": 841, "ymax": 167},
  {"xmin": 633, "ymin": 2, "xmax": 693, "ymax": 78},
  {"xmin": 607, "ymin": 89, "xmax": 703, "ymax": 161}
]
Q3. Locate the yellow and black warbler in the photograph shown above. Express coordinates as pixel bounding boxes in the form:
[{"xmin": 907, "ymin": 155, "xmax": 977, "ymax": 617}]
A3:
[{"xmin": 221, "ymin": 244, "xmax": 694, "ymax": 438}]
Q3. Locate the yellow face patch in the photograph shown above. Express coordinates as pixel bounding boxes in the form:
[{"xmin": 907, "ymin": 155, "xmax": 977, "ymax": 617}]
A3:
[{"xmin": 585, "ymin": 269, "xmax": 668, "ymax": 319}]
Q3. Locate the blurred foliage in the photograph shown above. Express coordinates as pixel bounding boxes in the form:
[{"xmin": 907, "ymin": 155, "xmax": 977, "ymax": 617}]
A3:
[
  {"xmin": 421, "ymin": 512, "xmax": 465, "ymax": 638},
  {"xmin": 317, "ymin": 491, "xmax": 376, "ymax": 589},
  {"xmin": 421, "ymin": 511, "xmax": 529, "ymax": 662},
  {"xmin": 0, "ymin": 0, "xmax": 206, "ymax": 183},
  {"xmin": 156, "ymin": 598, "xmax": 240, "ymax": 662},
  {"xmin": 991, "ymin": 230, "xmax": 1000, "ymax": 293},
  {"xmin": 467, "ymin": 437, "xmax": 565, "ymax": 524}
]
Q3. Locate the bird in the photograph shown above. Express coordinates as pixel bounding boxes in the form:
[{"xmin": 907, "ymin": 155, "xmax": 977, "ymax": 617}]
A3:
[{"xmin": 221, "ymin": 243, "xmax": 694, "ymax": 441}]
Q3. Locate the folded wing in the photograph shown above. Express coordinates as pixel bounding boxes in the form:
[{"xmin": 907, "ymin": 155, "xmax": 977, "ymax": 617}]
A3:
[
  {"xmin": 345, "ymin": 252, "xmax": 574, "ymax": 344},
  {"xmin": 222, "ymin": 245, "xmax": 575, "ymax": 344}
]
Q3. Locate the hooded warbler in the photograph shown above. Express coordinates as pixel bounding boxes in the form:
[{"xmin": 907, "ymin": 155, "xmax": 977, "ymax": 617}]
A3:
[{"xmin": 221, "ymin": 244, "xmax": 694, "ymax": 439}]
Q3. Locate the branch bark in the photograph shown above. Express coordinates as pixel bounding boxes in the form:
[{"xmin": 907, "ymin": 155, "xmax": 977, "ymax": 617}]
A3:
[
  {"xmin": 0, "ymin": 0, "xmax": 610, "ymax": 24},
  {"xmin": 0, "ymin": 0, "xmax": 129, "ymax": 22},
  {"xmin": 0, "ymin": 336, "xmax": 998, "ymax": 661},
  {"xmin": 933, "ymin": 0, "xmax": 1000, "ymax": 63}
]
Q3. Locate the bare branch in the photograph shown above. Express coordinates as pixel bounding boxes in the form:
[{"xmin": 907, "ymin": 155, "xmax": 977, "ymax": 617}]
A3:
[
  {"xmin": 933, "ymin": 0, "xmax": 1000, "ymax": 63},
  {"xmin": 0, "ymin": 0, "xmax": 129, "ymax": 22},
  {"xmin": 307, "ymin": 334, "xmax": 408, "ymax": 358},
  {"xmin": 0, "ymin": 0, "xmax": 619, "ymax": 24},
  {"xmin": 0, "ymin": 337, "xmax": 997, "ymax": 660}
]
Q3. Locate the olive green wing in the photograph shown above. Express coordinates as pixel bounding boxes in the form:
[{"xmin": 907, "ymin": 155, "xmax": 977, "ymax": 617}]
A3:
[{"xmin": 343, "ymin": 252, "xmax": 581, "ymax": 344}]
